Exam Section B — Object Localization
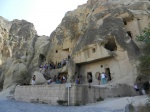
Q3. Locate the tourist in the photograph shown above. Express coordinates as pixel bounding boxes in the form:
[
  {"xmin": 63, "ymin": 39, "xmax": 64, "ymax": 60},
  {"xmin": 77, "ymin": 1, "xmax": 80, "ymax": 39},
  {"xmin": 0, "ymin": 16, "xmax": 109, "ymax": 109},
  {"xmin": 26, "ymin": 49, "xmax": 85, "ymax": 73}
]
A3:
[
  {"xmin": 31, "ymin": 75, "xmax": 36, "ymax": 85},
  {"xmin": 39, "ymin": 64, "xmax": 43, "ymax": 72},
  {"xmin": 134, "ymin": 83, "xmax": 139, "ymax": 94},
  {"xmin": 48, "ymin": 62, "xmax": 51, "ymax": 70},
  {"xmin": 62, "ymin": 75, "xmax": 66, "ymax": 83},
  {"xmin": 61, "ymin": 59, "xmax": 66, "ymax": 66},
  {"xmin": 44, "ymin": 63, "xmax": 48, "ymax": 71},
  {"xmin": 101, "ymin": 72, "xmax": 106, "ymax": 84},
  {"xmin": 98, "ymin": 73, "xmax": 101, "ymax": 85},
  {"xmin": 47, "ymin": 77, "xmax": 52, "ymax": 84},
  {"xmin": 137, "ymin": 78, "xmax": 149, "ymax": 95},
  {"xmin": 56, "ymin": 76, "xmax": 61, "ymax": 84},
  {"xmin": 53, "ymin": 75, "xmax": 57, "ymax": 83},
  {"xmin": 76, "ymin": 76, "xmax": 80, "ymax": 84},
  {"xmin": 68, "ymin": 55, "xmax": 71, "ymax": 60}
]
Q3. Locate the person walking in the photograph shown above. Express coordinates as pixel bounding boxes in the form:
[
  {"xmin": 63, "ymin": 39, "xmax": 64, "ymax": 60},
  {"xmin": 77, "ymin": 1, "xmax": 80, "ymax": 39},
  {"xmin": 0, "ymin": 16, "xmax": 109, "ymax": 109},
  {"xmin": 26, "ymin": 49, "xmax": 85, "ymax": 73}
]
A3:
[
  {"xmin": 32, "ymin": 75, "xmax": 36, "ymax": 85},
  {"xmin": 98, "ymin": 73, "xmax": 101, "ymax": 85}
]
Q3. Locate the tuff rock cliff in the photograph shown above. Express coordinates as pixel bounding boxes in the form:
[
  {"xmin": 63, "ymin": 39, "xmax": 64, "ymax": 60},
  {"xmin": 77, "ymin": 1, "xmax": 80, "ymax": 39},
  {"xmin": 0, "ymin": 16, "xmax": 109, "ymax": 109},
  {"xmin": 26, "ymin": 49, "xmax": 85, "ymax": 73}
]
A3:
[{"xmin": 0, "ymin": 0, "xmax": 150, "ymax": 92}]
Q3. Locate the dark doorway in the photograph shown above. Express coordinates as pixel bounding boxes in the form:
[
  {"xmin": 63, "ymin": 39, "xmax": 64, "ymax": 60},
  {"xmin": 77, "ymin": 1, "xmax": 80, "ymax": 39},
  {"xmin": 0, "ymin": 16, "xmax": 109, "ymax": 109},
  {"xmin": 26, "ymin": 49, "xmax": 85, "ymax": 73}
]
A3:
[
  {"xmin": 87, "ymin": 72, "xmax": 92, "ymax": 82},
  {"xmin": 105, "ymin": 68, "xmax": 111, "ymax": 81},
  {"xmin": 39, "ymin": 54, "xmax": 46, "ymax": 65}
]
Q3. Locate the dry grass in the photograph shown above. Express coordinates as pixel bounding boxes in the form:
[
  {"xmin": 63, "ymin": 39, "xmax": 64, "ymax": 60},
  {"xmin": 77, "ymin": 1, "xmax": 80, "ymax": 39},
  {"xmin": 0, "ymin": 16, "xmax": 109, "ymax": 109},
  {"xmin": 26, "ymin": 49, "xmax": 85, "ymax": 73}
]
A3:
[
  {"xmin": 137, "ymin": 103, "xmax": 150, "ymax": 112},
  {"xmin": 136, "ymin": 96, "xmax": 150, "ymax": 112}
]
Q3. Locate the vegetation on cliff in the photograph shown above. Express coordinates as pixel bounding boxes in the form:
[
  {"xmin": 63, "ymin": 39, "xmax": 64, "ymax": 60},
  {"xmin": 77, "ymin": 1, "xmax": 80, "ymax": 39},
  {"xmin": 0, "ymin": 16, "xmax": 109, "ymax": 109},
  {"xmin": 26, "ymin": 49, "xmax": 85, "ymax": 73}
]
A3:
[{"xmin": 137, "ymin": 24, "xmax": 150, "ymax": 75}]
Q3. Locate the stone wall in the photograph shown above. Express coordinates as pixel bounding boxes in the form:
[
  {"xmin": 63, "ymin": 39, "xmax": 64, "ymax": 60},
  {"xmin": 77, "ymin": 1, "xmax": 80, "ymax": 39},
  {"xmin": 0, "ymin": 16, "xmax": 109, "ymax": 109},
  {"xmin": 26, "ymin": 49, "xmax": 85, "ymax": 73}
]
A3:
[{"xmin": 14, "ymin": 84, "xmax": 137, "ymax": 105}]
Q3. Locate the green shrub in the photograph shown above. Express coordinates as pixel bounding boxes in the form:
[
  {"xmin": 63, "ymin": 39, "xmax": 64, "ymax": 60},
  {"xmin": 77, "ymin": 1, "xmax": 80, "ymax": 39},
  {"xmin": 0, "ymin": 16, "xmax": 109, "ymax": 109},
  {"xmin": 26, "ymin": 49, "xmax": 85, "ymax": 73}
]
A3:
[
  {"xmin": 16, "ymin": 71, "xmax": 31, "ymax": 85},
  {"xmin": 96, "ymin": 97, "xmax": 104, "ymax": 102},
  {"xmin": 138, "ymin": 55, "xmax": 150, "ymax": 75},
  {"xmin": 57, "ymin": 100, "xmax": 67, "ymax": 106},
  {"xmin": 129, "ymin": 104, "xmax": 134, "ymax": 112},
  {"xmin": 30, "ymin": 98, "xmax": 39, "ymax": 103},
  {"xmin": 136, "ymin": 25, "xmax": 150, "ymax": 43},
  {"xmin": 136, "ymin": 24, "xmax": 150, "ymax": 75},
  {"xmin": 74, "ymin": 101, "xmax": 80, "ymax": 106},
  {"xmin": 137, "ymin": 102, "xmax": 150, "ymax": 112}
]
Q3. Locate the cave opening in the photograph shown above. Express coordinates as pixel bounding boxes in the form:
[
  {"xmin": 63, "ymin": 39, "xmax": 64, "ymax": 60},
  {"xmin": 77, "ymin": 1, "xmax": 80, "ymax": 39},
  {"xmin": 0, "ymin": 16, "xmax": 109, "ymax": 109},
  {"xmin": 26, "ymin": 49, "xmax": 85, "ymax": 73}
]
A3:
[
  {"xmin": 39, "ymin": 54, "xmax": 46, "ymax": 65},
  {"xmin": 104, "ymin": 38, "xmax": 117, "ymax": 51}
]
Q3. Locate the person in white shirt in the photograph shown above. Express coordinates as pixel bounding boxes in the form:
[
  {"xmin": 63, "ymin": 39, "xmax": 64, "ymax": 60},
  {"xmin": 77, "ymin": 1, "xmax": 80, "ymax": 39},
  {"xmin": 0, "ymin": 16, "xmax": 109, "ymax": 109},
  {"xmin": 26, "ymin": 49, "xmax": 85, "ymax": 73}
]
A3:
[
  {"xmin": 101, "ymin": 72, "xmax": 106, "ymax": 84},
  {"xmin": 62, "ymin": 76, "xmax": 66, "ymax": 83},
  {"xmin": 47, "ymin": 77, "xmax": 52, "ymax": 84},
  {"xmin": 32, "ymin": 75, "xmax": 36, "ymax": 85}
]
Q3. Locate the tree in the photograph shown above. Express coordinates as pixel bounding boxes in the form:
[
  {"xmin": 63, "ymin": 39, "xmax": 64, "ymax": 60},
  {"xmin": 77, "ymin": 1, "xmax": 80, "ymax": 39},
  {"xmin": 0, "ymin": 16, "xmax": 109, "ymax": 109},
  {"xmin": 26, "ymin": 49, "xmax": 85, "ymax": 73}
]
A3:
[
  {"xmin": 136, "ymin": 25, "xmax": 150, "ymax": 42},
  {"xmin": 136, "ymin": 24, "xmax": 150, "ymax": 75}
]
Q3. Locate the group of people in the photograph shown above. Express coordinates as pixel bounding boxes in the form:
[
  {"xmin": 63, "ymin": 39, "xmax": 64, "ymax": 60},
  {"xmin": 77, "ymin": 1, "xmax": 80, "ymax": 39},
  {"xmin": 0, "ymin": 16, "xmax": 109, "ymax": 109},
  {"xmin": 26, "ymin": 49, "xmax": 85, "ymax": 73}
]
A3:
[
  {"xmin": 47, "ymin": 75, "xmax": 67, "ymax": 84},
  {"xmin": 39, "ymin": 61, "xmax": 63, "ymax": 72},
  {"xmin": 31, "ymin": 74, "xmax": 67, "ymax": 85},
  {"xmin": 39, "ymin": 55, "xmax": 71, "ymax": 73},
  {"xmin": 134, "ymin": 78, "xmax": 150, "ymax": 95},
  {"xmin": 97, "ymin": 68, "xmax": 111, "ymax": 85}
]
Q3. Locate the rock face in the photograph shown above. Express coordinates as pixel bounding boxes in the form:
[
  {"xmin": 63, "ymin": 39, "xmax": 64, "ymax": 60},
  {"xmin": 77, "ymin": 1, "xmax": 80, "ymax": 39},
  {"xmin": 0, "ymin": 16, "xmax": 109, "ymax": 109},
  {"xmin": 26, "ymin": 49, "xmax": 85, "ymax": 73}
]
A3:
[
  {"xmin": 48, "ymin": 0, "xmax": 150, "ymax": 85},
  {"xmin": 0, "ymin": 0, "xmax": 150, "ymax": 92},
  {"xmin": 0, "ymin": 17, "xmax": 49, "ymax": 90}
]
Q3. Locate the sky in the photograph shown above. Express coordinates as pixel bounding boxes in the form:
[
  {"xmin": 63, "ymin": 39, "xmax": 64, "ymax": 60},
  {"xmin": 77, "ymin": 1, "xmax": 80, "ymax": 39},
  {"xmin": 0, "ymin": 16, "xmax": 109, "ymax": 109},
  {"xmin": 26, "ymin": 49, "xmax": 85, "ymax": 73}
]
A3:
[{"xmin": 0, "ymin": 0, "xmax": 87, "ymax": 36}]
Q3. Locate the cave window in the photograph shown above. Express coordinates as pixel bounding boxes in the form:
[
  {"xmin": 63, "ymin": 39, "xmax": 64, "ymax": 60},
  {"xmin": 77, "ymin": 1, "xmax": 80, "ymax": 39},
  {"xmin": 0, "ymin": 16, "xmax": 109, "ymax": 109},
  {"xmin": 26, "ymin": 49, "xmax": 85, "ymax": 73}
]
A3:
[
  {"xmin": 127, "ymin": 31, "xmax": 132, "ymax": 38},
  {"xmin": 101, "ymin": 65, "xmax": 103, "ymax": 68},
  {"xmin": 104, "ymin": 38, "xmax": 117, "ymax": 51},
  {"xmin": 92, "ymin": 9, "xmax": 95, "ymax": 12},
  {"xmin": 123, "ymin": 21, "xmax": 127, "ymax": 25},
  {"xmin": 92, "ymin": 48, "xmax": 96, "ymax": 53},
  {"xmin": 56, "ymin": 50, "xmax": 58, "ymax": 53}
]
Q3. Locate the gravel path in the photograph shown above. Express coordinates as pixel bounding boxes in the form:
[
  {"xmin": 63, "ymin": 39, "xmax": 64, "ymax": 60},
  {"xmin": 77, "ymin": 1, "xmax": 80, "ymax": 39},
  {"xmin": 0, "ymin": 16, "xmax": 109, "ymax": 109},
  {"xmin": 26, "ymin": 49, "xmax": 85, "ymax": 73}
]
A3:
[
  {"xmin": 0, "ymin": 99, "xmax": 122, "ymax": 112},
  {"xmin": 0, "ymin": 94, "xmax": 148, "ymax": 112}
]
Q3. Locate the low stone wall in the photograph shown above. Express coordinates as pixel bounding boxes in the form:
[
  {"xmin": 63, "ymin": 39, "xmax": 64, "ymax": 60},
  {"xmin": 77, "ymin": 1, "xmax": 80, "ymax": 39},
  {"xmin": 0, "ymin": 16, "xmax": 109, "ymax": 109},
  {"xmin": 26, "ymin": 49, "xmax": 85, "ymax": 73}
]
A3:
[{"xmin": 14, "ymin": 84, "xmax": 137, "ymax": 105}]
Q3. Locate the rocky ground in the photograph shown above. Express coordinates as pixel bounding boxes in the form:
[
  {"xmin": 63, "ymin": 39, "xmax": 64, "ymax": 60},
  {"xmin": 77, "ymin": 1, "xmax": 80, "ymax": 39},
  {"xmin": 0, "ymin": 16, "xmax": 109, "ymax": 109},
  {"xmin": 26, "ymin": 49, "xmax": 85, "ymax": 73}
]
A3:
[{"xmin": 0, "ymin": 90, "xmax": 148, "ymax": 112}]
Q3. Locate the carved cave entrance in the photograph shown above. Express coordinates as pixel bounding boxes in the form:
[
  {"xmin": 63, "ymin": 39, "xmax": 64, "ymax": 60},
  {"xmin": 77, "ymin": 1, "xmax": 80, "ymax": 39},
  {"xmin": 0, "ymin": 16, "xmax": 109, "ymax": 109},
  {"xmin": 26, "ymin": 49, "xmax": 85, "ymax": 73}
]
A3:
[
  {"xmin": 39, "ymin": 54, "xmax": 46, "ymax": 65},
  {"xmin": 104, "ymin": 38, "xmax": 117, "ymax": 51}
]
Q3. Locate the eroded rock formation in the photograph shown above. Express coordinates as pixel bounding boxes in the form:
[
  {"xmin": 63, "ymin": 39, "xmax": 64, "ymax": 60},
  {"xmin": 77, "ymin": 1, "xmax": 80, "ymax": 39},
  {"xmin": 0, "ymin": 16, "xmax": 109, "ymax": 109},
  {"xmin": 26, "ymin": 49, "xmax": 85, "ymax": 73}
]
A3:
[{"xmin": 0, "ymin": 0, "xmax": 150, "ymax": 92}]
